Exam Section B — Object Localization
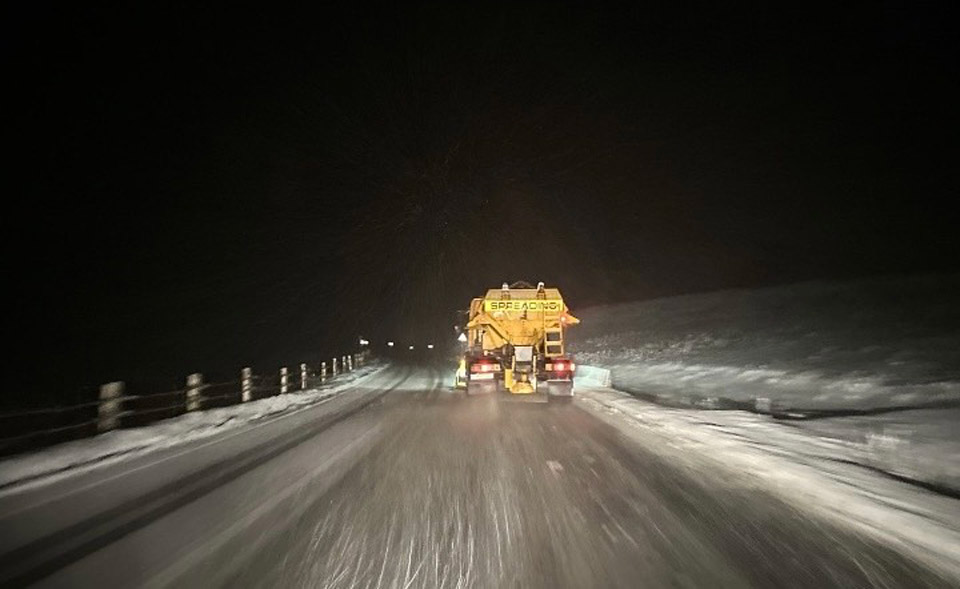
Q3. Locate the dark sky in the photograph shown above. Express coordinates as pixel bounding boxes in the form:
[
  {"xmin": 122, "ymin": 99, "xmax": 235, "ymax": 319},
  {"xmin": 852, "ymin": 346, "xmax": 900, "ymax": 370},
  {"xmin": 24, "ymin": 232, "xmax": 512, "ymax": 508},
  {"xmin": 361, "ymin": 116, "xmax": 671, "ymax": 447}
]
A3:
[{"xmin": 5, "ymin": 2, "xmax": 958, "ymax": 403}]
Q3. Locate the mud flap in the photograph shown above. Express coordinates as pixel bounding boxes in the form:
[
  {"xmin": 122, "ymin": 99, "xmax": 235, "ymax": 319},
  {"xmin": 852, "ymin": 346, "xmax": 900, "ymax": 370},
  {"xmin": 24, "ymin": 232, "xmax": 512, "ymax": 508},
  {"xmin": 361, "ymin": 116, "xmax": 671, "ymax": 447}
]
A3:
[{"xmin": 546, "ymin": 380, "xmax": 574, "ymax": 402}]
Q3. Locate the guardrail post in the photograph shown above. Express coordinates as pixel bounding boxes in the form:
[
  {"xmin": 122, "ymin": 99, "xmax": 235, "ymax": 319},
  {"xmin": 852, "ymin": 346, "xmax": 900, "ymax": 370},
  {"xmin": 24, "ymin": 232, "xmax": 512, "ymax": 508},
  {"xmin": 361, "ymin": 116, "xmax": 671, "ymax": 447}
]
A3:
[
  {"xmin": 321, "ymin": 361, "xmax": 327, "ymax": 382},
  {"xmin": 280, "ymin": 367, "xmax": 289, "ymax": 394},
  {"xmin": 98, "ymin": 381, "xmax": 124, "ymax": 433},
  {"xmin": 186, "ymin": 373, "xmax": 203, "ymax": 412},
  {"xmin": 300, "ymin": 363, "xmax": 308, "ymax": 390},
  {"xmin": 241, "ymin": 367, "xmax": 253, "ymax": 402},
  {"xmin": 332, "ymin": 357, "xmax": 338, "ymax": 376},
  {"xmin": 347, "ymin": 355, "xmax": 353, "ymax": 371},
  {"xmin": 342, "ymin": 355, "xmax": 348, "ymax": 372}
]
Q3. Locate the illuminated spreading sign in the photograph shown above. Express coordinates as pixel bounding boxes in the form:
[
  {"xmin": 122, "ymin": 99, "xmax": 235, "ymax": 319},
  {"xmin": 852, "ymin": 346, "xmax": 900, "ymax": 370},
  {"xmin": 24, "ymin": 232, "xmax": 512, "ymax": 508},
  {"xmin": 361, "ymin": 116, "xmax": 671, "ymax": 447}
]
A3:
[{"xmin": 484, "ymin": 299, "xmax": 563, "ymax": 313}]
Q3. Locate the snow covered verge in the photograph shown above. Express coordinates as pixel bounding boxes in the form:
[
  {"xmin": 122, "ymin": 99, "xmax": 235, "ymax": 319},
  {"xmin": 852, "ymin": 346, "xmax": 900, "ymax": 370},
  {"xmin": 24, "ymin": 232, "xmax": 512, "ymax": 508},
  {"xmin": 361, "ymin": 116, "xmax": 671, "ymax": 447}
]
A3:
[
  {"xmin": 575, "ymin": 384, "xmax": 960, "ymax": 582},
  {"xmin": 0, "ymin": 363, "xmax": 388, "ymax": 492},
  {"xmin": 570, "ymin": 275, "xmax": 960, "ymax": 491}
]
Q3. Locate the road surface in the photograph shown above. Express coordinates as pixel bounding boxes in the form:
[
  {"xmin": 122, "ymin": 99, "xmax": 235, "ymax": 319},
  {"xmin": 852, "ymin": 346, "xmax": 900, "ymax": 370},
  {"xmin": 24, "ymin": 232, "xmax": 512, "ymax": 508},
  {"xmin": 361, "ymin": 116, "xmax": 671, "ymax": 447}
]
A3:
[{"xmin": 0, "ymin": 363, "xmax": 951, "ymax": 588}]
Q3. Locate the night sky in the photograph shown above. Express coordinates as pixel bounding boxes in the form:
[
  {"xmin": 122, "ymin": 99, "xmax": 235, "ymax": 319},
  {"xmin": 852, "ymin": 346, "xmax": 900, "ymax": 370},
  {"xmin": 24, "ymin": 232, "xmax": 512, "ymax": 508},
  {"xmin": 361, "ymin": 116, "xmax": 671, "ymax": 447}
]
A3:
[{"xmin": 6, "ymin": 3, "xmax": 957, "ymax": 405}]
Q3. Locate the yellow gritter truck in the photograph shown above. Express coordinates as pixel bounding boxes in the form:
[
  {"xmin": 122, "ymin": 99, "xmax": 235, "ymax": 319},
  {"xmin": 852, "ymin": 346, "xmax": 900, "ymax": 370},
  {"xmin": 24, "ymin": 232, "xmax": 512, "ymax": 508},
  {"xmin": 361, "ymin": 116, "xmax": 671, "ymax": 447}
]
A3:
[{"xmin": 456, "ymin": 281, "xmax": 580, "ymax": 402}]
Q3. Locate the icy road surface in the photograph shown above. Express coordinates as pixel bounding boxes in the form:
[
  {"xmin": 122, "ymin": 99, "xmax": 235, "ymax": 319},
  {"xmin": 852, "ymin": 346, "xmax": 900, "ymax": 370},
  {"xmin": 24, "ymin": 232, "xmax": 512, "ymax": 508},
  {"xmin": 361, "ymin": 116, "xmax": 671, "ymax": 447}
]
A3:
[{"xmin": 0, "ymin": 364, "xmax": 954, "ymax": 588}]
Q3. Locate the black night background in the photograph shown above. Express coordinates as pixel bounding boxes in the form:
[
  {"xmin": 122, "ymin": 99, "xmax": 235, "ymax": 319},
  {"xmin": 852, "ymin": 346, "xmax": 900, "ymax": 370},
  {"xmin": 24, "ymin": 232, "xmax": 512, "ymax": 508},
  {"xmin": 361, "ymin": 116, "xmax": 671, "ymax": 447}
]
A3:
[{"xmin": 5, "ymin": 2, "xmax": 957, "ymax": 407}]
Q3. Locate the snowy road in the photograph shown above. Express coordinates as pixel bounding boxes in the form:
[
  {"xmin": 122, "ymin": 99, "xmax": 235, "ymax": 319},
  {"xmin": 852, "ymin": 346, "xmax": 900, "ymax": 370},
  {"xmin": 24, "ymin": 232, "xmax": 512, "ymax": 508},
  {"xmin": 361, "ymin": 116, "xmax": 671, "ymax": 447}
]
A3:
[{"xmin": 0, "ymin": 364, "xmax": 953, "ymax": 588}]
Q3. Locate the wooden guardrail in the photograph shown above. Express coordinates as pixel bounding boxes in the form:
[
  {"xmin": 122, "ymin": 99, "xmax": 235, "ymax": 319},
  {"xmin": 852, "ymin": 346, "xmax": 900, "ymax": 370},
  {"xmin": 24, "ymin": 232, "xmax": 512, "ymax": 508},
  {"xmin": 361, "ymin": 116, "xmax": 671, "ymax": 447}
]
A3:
[{"xmin": 0, "ymin": 351, "xmax": 372, "ymax": 457}]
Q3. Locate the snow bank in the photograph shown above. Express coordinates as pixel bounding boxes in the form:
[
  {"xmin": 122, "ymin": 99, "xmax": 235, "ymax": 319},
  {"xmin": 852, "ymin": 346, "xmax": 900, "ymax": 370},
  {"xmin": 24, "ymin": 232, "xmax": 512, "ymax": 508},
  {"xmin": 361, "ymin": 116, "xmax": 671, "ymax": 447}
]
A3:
[
  {"xmin": 0, "ymin": 363, "xmax": 387, "ymax": 491},
  {"xmin": 572, "ymin": 365, "xmax": 611, "ymax": 389},
  {"xmin": 576, "ymin": 385, "xmax": 960, "ymax": 581}
]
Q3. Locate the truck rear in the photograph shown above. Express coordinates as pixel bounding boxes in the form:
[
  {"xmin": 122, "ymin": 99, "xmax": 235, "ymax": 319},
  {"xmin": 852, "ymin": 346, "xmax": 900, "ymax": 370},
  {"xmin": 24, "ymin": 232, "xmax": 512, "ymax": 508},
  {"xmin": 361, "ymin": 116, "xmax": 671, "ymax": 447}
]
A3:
[{"xmin": 457, "ymin": 281, "xmax": 579, "ymax": 402}]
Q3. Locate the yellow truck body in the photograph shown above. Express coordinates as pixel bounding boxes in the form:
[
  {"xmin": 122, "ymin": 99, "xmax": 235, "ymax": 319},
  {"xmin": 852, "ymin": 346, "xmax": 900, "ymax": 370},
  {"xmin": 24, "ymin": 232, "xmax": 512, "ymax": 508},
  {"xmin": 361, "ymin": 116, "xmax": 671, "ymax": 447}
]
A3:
[{"xmin": 459, "ymin": 282, "xmax": 579, "ymax": 400}]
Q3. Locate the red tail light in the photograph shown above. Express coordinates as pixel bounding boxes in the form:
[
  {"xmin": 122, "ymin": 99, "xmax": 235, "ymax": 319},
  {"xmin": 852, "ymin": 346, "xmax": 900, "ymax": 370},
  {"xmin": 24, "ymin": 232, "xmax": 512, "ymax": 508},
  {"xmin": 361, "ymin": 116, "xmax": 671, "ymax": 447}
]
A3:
[
  {"xmin": 547, "ymin": 360, "xmax": 576, "ymax": 373},
  {"xmin": 470, "ymin": 361, "xmax": 499, "ymax": 373}
]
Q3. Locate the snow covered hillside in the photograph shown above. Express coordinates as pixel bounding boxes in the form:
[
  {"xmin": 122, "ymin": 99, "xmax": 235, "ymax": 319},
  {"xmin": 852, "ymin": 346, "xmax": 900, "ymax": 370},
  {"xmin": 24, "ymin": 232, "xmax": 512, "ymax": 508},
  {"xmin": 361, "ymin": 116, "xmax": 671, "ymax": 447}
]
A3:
[
  {"xmin": 570, "ymin": 274, "xmax": 960, "ymax": 413},
  {"xmin": 569, "ymin": 275, "xmax": 960, "ymax": 492}
]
